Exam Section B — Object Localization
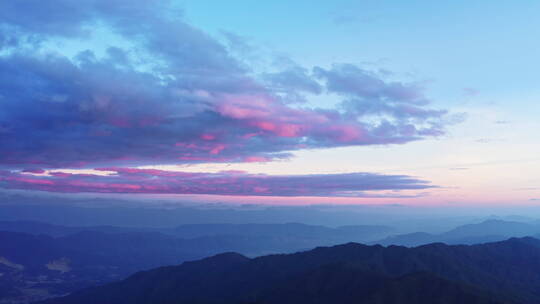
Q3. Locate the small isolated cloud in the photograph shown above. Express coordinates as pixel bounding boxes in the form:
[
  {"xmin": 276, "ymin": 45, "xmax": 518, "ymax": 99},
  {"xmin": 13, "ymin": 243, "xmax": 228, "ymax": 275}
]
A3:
[
  {"xmin": 463, "ymin": 87, "xmax": 479, "ymax": 97},
  {"xmin": 329, "ymin": 10, "xmax": 376, "ymax": 26},
  {"xmin": 515, "ymin": 187, "xmax": 540, "ymax": 191},
  {"xmin": 475, "ymin": 138, "xmax": 503, "ymax": 144}
]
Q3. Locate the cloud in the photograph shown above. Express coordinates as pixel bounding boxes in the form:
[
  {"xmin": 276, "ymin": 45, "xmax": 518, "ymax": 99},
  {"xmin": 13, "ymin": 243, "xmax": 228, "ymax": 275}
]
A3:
[
  {"xmin": 0, "ymin": 0, "xmax": 448, "ymax": 174},
  {"xmin": 463, "ymin": 87, "xmax": 479, "ymax": 97},
  {"xmin": 314, "ymin": 64, "xmax": 445, "ymax": 124},
  {"xmin": 475, "ymin": 138, "xmax": 502, "ymax": 144},
  {"xmin": 263, "ymin": 66, "xmax": 323, "ymax": 95},
  {"xmin": 314, "ymin": 64, "xmax": 429, "ymax": 105},
  {"xmin": 0, "ymin": 168, "xmax": 434, "ymax": 197},
  {"xmin": 514, "ymin": 187, "xmax": 540, "ymax": 191}
]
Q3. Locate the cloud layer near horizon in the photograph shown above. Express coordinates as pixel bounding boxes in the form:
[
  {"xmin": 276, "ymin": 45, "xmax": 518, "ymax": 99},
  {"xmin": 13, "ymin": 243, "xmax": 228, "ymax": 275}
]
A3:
[
  {"xmin": 0, "ymin": 0, "xmax": 446, "ymax": 197},
  {"xmin": 0, "ymin": 168, "xmax": 433, "ymax": 197}
]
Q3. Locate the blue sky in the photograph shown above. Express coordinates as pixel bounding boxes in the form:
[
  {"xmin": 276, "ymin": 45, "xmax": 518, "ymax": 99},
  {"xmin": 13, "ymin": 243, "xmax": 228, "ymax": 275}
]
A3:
[{"xmin": 183, "ymin": 0, "xmax": 539, "ymax": 100}]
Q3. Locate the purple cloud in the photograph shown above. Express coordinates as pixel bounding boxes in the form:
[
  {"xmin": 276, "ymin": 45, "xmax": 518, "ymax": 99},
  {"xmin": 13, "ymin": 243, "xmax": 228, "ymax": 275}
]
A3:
[
  {"xmin": 0, "ymin": 0, "xmax": 448, "ymax": 172},
  {"xmin": 463, "ymin": 87, "xmax": 479, "ymax": 97},
  {"xmin": 314, "ymin": 64, "xmax": 429, "ymax": 104},
  {"xmin": 0, "ymin": 168, "xmax": 433, "ymax": 197},
  {"xmin": 263, "ymin": 66, "xmax": 323, "ymax": 95}
]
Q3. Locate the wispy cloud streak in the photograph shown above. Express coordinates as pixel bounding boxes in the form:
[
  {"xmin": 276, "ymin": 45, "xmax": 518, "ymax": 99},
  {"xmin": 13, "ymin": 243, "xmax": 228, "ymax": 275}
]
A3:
[{"xmin": 0, "ymin": 168, "xmax": 433, "ymax": 197}]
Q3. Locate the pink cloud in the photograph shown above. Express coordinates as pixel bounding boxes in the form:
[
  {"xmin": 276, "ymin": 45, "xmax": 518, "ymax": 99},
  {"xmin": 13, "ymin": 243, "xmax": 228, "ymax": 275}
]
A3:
[
  {"xmin": 0, "ymin": 5, "xmax": 448, "ymax": 170},
  {"xmin": 200, "ymin": 134, "xmax": 216, "ymax": 141},
  {"xmin": 244, "ymin": 156, "xmax": 271, "ymax": 163},
  {"xmin": 0, "ymin": 167, "xmax": 434, "ymax": 197},
  {"xmin": 209, "ymin": 144, "xmax": 226, "ymax": 155},
  {"xmin": 10, "ymin": 177, "xmax": 55, "ymax": 185}
]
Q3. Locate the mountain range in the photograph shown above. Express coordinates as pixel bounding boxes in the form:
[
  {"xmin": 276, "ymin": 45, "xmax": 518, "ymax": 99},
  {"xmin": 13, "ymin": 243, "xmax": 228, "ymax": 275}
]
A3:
[
  {"xmin": 374, "ymin": 219, "xmax": 540, "ymax": 246},
  {"xmin": 40, "ymin": 237, "xmax": 540, "ymax": 304},
  {"xmin": 0, "ymin": 221, "xmax": 392, "ymax": 303},
  {"xmin": 4, "ymin": 219, "xmax": 540, "ymax": 303}
]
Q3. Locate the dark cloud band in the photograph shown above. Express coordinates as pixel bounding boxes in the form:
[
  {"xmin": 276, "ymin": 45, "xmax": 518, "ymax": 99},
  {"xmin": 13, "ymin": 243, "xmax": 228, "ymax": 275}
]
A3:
[{"xmin": 0, "ymin": 168, "xmax": 434, "ymax": 197}]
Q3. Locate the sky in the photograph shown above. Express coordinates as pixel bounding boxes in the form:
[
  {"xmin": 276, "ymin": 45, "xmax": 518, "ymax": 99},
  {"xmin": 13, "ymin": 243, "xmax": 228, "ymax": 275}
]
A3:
[{"xmin": 0, "ymin": 0, "xmax": 539, "ymax": 207}]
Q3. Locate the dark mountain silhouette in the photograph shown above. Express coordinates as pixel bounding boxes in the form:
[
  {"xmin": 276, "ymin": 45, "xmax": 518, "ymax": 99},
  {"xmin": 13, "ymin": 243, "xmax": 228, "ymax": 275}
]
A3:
[
  {"xmin": 258, "ymin": 269, "xmax": 506, "ymax": 304},
  {"xmin": 374, "ymin": 232, "xmax": 438, "ymax": 247},
  {"xmin": 39, "ymin": 237, "xmax": 540, "ymax": 304},
  {"xmin": 7, "ymin": 219, "xmax": 540, "ymax": 303},
  {"xmin": 375, "ymin": 219, "xmax": 540, "ymax": 247}
]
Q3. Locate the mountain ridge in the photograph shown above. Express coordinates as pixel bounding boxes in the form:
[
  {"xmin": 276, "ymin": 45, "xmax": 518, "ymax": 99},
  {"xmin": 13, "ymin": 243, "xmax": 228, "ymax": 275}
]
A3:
[{"xmin": 38, "ymin": 237, "xmax": 540, "ymax": 304}]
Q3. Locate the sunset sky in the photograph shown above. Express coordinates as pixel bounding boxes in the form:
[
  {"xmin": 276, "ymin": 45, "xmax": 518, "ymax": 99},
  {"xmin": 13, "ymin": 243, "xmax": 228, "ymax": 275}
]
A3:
[{"xmin": 1, "ymin": 0, "xmax": 539, "ymax": 207}]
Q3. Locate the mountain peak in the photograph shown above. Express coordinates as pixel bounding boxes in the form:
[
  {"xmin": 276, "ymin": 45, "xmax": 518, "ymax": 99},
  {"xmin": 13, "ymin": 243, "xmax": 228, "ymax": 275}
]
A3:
[{"xmin": 181, "ymin": 251, "xmax": 250, "ymax": 269}]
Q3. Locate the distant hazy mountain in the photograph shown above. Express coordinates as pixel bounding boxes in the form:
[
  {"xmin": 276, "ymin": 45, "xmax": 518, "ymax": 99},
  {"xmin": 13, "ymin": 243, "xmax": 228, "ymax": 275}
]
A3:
[
  {"xmin": 0, "ymin": 201, "xmax": 506, "ymax": 233},
  {"xmin": 0, "ymin": 220, "xmax": 147, "ymax": 237},
  {"xmin": 166, "ymin": 222, "xmax": 394, "ymax": 242},
  {"xmin": 0, "ymin": 220, "xmax": 394, "ymax": 242},
  {"xmin": 40, "ymin": 238, "xmax": 540, "ymax": 304},
  {"xmin": 0, "ymin": 203, "xmax": 405, "ymax": 229},
  {"xmin": 443, "ymin": 219, "xmax": 538, "ymax": 239},
  {"xmin": 374, "ymin": 219, "xmax": 540, "ymax": 247}
]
